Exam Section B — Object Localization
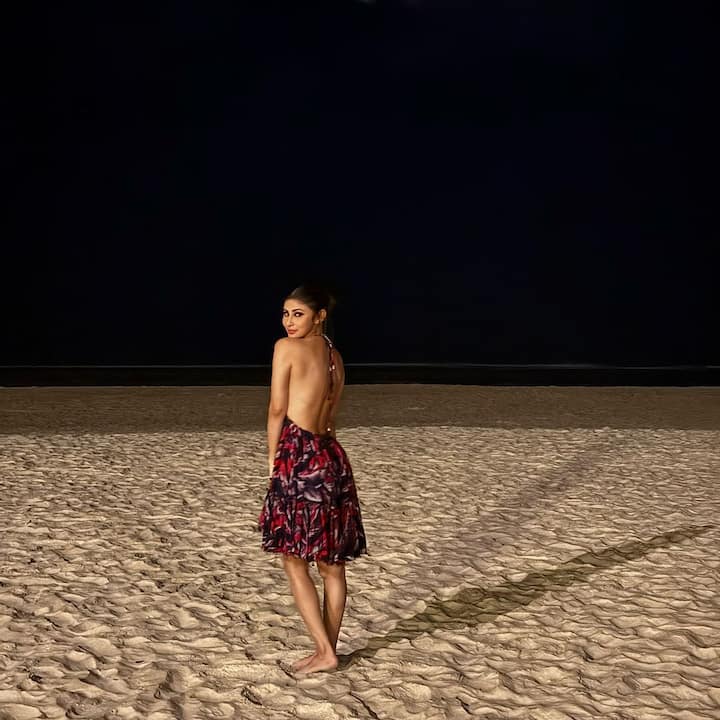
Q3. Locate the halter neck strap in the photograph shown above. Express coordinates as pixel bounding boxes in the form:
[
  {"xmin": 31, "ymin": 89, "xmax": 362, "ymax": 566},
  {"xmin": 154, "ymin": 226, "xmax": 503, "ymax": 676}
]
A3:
[{"xmin": 322, "ymin": 333, "xmax": 336, "ymax": 405}]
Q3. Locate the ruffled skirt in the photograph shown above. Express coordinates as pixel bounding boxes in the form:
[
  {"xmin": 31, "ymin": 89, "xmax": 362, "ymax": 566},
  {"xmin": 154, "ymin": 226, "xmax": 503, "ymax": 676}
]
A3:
[{"xmin": 258, "ymin": 417, "xmax": 368, "ymax": 564}]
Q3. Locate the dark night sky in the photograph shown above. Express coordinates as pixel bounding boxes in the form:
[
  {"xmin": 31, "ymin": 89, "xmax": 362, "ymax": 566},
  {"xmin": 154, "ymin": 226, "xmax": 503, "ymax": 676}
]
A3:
[{"xmin": 7, "ymin": 0, "xmax": 717, "ymax": 366}]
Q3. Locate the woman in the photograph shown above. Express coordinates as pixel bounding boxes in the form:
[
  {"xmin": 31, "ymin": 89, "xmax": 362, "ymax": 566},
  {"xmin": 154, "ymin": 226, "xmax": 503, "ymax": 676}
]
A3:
[{"xmin": 258, "ymin": 284, "xmax": 367, "ymax": 674}]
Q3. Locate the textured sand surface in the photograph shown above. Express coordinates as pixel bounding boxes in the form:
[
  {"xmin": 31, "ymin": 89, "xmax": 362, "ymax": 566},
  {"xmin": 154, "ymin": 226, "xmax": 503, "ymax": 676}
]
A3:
[{"xmin": 0, "ymin": 386, "xmax": 719, "ymax": 719}]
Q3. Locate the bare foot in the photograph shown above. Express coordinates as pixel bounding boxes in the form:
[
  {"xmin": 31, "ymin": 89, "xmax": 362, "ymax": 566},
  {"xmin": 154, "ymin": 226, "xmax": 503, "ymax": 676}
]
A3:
[
  {"xmin": 292, "ymin": 653, "xmax": 317, "ymax": 672},
  {"xmin": 295, "ymin": 652, "xmax": 338, "ymax": 675}
]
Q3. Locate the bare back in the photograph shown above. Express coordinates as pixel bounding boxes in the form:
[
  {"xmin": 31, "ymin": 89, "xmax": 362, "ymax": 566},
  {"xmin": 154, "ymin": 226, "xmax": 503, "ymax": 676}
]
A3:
[{"xmin": 285, "ymin": 335, "xmax": 344, "ymax": 434}]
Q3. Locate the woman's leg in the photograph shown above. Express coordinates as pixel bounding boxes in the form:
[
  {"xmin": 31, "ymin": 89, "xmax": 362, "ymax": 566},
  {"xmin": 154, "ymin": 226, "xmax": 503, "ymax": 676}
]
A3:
[
  {"xmin": 317, "ymin": 560, "xmax": 347, "ymax": 651},
  {"xmin": 282, "ymin": 555, "xmax": 338, "ymax": 673}
]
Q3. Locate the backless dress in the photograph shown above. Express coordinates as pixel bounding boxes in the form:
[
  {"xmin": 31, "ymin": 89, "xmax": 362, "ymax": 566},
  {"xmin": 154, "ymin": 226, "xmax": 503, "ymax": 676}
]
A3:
[{"xmin": 258, "ymin": 335, "xmax": 367, "ymax": 564}]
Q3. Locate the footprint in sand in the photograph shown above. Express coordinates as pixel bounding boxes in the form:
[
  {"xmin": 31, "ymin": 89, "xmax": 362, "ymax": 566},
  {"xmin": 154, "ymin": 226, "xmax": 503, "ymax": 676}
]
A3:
[
  {"xmin": 75, "ymin": 637, "xmax": 120, "ymax": 660},
  {"xmin": 62, "ymin": 650, "xmax": 98, "ymax": 671}
]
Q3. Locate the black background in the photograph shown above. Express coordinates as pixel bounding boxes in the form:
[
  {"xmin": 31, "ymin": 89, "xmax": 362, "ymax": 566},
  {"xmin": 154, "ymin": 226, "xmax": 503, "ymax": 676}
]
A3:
[{"xmin": 6, "ymin": 1, "xmax": 717, "ymax": 368}]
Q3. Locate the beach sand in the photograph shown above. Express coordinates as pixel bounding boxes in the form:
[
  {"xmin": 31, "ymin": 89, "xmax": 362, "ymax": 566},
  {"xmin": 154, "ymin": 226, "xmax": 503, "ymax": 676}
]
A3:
[{"xmin": 1, "ymin": 385, "xmax": 718, "ymax": 719}]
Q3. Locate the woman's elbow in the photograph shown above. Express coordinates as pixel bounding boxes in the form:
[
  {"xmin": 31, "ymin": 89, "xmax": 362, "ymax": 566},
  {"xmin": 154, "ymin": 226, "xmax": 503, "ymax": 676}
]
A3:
[{"xmin": 268, "ymin": 403, "xmax": 287, "ymax": 419}]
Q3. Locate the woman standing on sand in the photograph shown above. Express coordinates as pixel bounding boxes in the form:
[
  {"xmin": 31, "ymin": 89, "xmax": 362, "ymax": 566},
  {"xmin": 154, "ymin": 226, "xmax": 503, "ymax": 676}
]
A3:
[{"xmin": 258, "ymin": 285, "xmax": 367, "ymax": 674}]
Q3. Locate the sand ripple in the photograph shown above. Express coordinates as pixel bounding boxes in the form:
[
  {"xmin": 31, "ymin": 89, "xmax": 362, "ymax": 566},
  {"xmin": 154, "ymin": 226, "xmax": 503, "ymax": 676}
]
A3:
[{"xmin": 1, "ymin": 403, "xmax": 719, "ymax": 718}]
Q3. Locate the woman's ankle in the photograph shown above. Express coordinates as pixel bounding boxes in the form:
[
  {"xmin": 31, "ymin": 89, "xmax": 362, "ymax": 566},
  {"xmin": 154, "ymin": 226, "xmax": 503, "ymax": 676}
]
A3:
[{"xmin": 316, "ymin": 645, "xmax": 337, "ymax": 659}]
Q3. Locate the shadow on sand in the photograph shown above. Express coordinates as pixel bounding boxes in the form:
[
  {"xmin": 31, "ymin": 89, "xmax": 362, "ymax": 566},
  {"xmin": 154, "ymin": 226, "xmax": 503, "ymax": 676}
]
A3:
[{"xmin": 340, "ymin": 524, "xmax": 714, "ymax": 668}]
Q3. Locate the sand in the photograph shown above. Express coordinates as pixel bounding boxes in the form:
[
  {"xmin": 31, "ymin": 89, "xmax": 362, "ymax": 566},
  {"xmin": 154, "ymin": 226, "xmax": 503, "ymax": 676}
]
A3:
[{"xmin": 0, "ymin": 385, "xmax": 718, "ymax": 719}]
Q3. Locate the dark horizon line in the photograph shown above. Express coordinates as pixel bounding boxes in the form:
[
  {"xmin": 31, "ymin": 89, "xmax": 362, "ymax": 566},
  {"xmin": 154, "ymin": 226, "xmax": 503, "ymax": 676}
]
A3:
[
  {"xmin": 2, "ymin": 364, "xmax": 719, "ymax": 387},
  {"xmin": 2, "ymin": 363, "xmax": 719, "ymax": 370}
]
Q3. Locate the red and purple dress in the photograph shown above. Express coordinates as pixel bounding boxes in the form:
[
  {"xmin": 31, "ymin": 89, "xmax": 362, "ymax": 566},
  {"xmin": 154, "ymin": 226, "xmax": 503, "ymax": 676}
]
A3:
[{"xmin": 258, "ymin": 337, "xmax": 367, "ymax": 564}]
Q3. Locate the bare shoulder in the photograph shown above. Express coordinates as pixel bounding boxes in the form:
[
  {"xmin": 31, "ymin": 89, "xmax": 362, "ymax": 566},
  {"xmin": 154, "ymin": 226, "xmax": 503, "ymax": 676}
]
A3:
[
  {"xmin": 274, "ymin": 336, "xmax": 295, "ymax": 349},
  {"xmin": 273, "ymin": 337, "xmax": 295, "ymax": 360}
]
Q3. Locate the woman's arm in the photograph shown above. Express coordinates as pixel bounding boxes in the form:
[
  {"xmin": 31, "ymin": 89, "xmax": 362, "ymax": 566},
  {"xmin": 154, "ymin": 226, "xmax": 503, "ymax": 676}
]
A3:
[
  {"xmin": 326, "ymin": 351, "xmax": 345, "ymax": 438},
  {"xmin": 267, "ymin": 339, "xmax": 291, "ymax": 475}
]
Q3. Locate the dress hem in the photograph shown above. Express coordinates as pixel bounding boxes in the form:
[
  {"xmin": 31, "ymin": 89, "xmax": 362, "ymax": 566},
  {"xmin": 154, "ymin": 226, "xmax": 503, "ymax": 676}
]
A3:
[{"xmin": 260, "ymin": 545, "xmax": 369, "ymax": 565}]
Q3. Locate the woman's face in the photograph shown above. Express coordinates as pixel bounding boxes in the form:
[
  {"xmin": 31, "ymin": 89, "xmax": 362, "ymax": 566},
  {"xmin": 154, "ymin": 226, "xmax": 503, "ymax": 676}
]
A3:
[{"xmin": 282, "ymin": 299, "xmax": 323, "ymax": 338}]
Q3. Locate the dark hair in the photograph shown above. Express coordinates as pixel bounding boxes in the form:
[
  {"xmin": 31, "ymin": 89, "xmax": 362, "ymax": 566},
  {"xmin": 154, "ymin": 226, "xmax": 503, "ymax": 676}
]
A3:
[
  {"xmin": 285, "ymin": 284, "xmax": 337, "ymax": 335},
  {"xmin": 285, "ymin": 284, "xmax": 336, "ymax": 315}
]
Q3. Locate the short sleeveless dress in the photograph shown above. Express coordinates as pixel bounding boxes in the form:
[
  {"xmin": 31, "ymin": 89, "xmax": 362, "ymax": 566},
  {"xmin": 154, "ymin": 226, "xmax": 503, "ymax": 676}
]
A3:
[{"xmin": 258, "ymin": 336, "xmax": 368, "ymax": 564}]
